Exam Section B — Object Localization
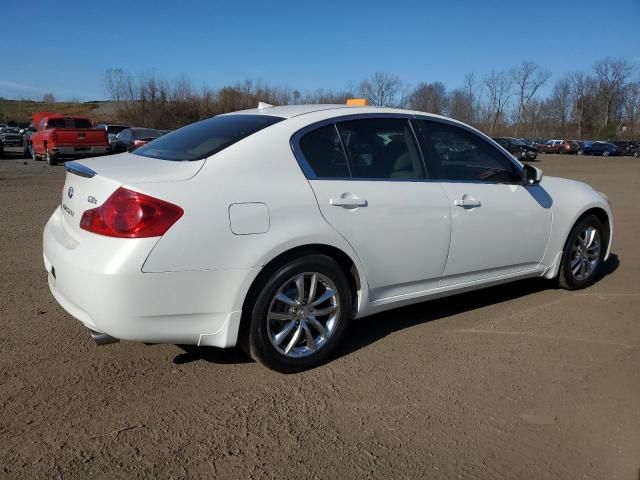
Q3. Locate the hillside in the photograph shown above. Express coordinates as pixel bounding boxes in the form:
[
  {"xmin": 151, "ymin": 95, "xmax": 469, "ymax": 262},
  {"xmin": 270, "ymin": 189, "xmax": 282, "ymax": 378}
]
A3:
[{"xmin": 0, "ymin": 99, "xmax": 120, "ymax": 126}]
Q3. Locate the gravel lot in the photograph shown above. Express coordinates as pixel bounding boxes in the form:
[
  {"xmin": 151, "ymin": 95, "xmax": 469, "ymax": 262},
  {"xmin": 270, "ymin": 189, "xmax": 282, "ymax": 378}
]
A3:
[{"xmin": 0, "ymin": 151, "xmax": 638, "ymax": 479}]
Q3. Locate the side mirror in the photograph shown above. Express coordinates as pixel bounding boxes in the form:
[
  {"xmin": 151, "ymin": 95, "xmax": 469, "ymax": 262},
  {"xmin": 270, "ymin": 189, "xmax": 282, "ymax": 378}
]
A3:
[{"xmin": 522, "ymin": 163, "xmax": 543, "ymax": 185}]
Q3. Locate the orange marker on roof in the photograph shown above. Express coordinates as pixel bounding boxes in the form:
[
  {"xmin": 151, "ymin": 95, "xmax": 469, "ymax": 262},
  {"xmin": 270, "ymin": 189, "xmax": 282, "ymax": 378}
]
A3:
[{"xmin": 346, "ymin": 98, "xmax": 369, "ymax": 106}]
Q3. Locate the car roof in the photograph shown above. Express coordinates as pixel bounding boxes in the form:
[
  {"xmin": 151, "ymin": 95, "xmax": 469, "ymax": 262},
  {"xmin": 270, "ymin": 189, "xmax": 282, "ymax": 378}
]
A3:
[{"xmin": 224, "ymin": 103, "xmax": 465, "ymax": 126}]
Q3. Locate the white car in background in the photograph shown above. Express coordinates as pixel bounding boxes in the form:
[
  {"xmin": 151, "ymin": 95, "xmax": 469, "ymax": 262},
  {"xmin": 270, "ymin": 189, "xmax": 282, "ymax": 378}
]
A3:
[{"xmin": 43, "ymin": 103, "xmax": 613, "ymax": 372}]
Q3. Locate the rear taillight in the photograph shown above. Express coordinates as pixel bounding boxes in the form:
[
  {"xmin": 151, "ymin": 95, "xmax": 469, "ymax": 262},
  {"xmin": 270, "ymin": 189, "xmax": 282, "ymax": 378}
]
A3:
[
  {"xmin": 133, "ymin": 139, "xmax": 145, "ymax": 148},
  {"xmin": 80, "ymin": 187, "xmax": 183, "ymax": 238}
]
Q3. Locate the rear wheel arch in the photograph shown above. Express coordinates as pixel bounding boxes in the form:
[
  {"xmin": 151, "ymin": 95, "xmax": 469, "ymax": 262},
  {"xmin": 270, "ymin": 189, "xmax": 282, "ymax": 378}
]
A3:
[{"xmin": 238, "ymin": 244, "xmax": 363, "ymax": 345}]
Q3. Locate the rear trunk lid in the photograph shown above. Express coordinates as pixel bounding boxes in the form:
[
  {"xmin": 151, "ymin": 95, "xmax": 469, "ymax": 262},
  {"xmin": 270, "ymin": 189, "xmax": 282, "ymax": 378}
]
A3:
[
  {"xmin": 59, "ymin": 153, "xmax": 204, "ymax": 241},
  {"xmin": 54, "ymin": 128, "xmax": 108, "ymax": 147}
]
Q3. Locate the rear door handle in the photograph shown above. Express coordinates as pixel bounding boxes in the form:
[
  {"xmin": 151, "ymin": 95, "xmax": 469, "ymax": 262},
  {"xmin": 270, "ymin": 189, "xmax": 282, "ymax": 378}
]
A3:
[
  {"xmin": 454, "ymin": 197, "xmax": 481, "ymax": 208},
  {"xmin": 330, "ymin": 197, "xmax": 368, "ymax": 208}
]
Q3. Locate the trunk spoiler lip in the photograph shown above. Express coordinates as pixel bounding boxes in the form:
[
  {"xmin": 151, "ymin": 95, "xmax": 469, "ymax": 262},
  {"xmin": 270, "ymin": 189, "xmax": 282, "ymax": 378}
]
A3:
[{"xmin": 65, "ymin": 161, "xmax": 97, "ymax": 178}]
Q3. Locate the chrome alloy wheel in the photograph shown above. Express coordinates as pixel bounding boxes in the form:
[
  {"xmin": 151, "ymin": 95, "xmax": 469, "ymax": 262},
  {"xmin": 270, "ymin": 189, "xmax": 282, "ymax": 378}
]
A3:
[
  {"xmin": 267, "ymin": 272, "xmax": 341, "ymax": 358},
  {"xmin": 570, "ymin": 226, "xmax": 601, "ymax": 281}
]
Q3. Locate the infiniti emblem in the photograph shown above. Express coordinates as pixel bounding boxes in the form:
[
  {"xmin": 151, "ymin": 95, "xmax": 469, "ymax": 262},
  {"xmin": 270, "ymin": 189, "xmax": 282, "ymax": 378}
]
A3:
[{"xmin": 68, "ymin": 187, "xmax": 74, "ymax": 199}]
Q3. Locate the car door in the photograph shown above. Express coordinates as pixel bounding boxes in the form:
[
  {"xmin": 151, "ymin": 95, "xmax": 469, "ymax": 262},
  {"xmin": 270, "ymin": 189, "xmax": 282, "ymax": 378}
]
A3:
[
  {"xmin": 413, "ymin": 119, "xmax": 552, "ymax": 287},
  {"xmin": 293, "ymin": 117, "xmax": 451, "ymax": 300}
]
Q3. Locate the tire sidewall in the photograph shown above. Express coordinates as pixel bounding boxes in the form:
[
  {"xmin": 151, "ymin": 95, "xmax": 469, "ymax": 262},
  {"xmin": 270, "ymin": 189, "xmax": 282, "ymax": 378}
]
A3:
[
  {"xmin": 247, "ymin": 254, "xmax": 352, "ymax": 373},
  {"xmin": 560, "ymin": 215, "xmax": 605, "ymax": 290}
]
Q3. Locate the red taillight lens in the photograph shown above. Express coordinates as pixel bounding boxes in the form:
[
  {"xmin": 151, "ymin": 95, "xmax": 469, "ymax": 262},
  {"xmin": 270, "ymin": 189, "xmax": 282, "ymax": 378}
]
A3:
[
  {"xmin": 133, "ymin": 139, "xmax": 145, "ymax": 148},
  {"xmin": 80, "ymin": 187, "xmax": 184, "ymax": 238}
]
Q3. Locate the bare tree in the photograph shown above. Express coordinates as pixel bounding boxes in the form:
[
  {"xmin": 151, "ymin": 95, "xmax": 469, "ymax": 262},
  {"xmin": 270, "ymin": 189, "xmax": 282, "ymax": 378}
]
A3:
[
  {"xmin": 567, "ymin": 72, "xmax": 592, "ymax": 139},
  {"xmin": 358, "ymin": 72, "xmax": 401, "ymax": 107},
  {"xmin": 593, "ymin": 57, "xmax": 635, "ymax": 131},
  {"xmin": 42, "ymin": 93, "xmax": 56, "ymax": 104},
  {"xmin": 409, "ymin": 81, "xmax": 448, "ymax": 115},
  {"xmin": 622, "ymin": 80, "xmax": 640, "ymax": 138},
  {"xmin": 511, "ymin": 61, "xmax": 551, "ymax": 136},
  {"xmin": 550, "ymin": 77, "xmax": 572, "ymax": 137},
  {"xmin": 484, "ymin": 71, "xmax": 513, "ymax": 135},
  {"xmin": 448, "ymin": 88, "xmax": 474, "ymax": 123}
]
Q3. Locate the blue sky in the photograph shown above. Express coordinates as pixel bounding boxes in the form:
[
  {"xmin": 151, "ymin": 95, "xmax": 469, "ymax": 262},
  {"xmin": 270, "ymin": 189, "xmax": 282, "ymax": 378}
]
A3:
[{"xmin": 1, "ymin": 0, "xmax": 638, "ymax": 101}]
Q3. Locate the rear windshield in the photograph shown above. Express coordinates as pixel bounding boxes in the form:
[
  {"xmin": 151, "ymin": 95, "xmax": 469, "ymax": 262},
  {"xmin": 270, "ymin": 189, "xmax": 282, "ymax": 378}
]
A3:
[
  {"xmin": 133, "ymin": 114, "xmax": 284, "ymax": 161},
  {"xmin": 47, "ymin": 118, "xmax": 93, "ymax": 129}
]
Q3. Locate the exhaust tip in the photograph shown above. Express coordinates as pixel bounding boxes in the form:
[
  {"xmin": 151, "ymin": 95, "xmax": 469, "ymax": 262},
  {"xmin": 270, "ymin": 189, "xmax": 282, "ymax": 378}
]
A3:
[{"xmin": 88, "ymin": 329, "xmax": 120, "ymax": 346}]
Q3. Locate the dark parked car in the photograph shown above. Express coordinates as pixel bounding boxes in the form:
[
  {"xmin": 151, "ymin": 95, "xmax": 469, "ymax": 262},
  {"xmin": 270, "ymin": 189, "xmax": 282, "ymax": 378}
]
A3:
[
  {"xmin": 608, "ymin": 141, "xmax": 639, "ymax": 156},
  {"xmin": 0, "ymin": 127, "xmax": 26, "ymax": 158},
  {"xmin": 0, "ymin": 127, "xmax": 23, "ymax": 148},
  {"xmin": 577, "ymin": 142, "xmax": 621, "ymax": 156},
  {"xmin": 95, "ymin": 124, "xmax": 130, "ymax": 147},
  {"xmin": 493, "ymin": 137, "xmax": 538, "ymax": 161},
  {"xmin": 112, "ymin": 128, "xmax": 162, "ymax": 153}
]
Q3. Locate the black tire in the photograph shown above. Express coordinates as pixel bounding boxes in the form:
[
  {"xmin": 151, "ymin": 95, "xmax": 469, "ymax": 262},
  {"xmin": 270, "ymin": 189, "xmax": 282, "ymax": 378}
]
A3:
[
  {"xmin": 557, "ymin": 214, "xmax": 606, "ymax": 290},
  {"xmin": 241, "ymin": 254, "xmax": 352, "ymax": 373},
  {"xmin": 45, "ymin": 147, "xmax": 58, "ymax": 166},
  {"xmin": 602, "ymin": 151, "xmax": 610, "ymax": 157}
]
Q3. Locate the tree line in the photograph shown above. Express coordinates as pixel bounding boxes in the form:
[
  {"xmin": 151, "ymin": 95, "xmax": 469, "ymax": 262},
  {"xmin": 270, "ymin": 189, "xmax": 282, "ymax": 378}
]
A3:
[{"xmin": 104, "ymin": 57, "xmax": 639, "ymax": 140}]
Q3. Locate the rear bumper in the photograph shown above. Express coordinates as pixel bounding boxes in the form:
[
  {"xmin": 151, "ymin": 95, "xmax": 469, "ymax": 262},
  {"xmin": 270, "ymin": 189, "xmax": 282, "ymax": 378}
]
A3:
[
  {"xmin": 43, "ymin": 207, "xmax": 254, "ymax": 347},
  {"xmin": 52, "ymin": 146, "xmax": 110, "ymax": 157}
]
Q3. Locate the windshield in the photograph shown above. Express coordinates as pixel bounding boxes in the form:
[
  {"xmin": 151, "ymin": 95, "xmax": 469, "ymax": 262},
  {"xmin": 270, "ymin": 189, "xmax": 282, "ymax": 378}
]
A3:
[{"xmin": 133, "ymin": 114, "xmax": 284, "ymax": 161}]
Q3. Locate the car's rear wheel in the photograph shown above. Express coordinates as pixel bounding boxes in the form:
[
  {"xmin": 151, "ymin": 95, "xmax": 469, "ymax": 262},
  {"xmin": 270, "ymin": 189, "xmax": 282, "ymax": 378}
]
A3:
[
  {"xmin": 45, "ymin": 147, "xmax": 58, "ymax": 166},
  {"xmin": 242, "ymin": 254, "xmax": 352, "ymax": 373},
  {"xmin": 558, "ymin": 214, "xmax": 605, "ymax": 290}
]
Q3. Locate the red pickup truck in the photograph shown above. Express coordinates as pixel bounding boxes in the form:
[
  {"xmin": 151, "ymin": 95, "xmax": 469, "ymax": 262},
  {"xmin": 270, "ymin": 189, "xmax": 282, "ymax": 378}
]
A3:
[{"xmin": 30, "ymin": 112, "xmax": 110, "ymax": 166}]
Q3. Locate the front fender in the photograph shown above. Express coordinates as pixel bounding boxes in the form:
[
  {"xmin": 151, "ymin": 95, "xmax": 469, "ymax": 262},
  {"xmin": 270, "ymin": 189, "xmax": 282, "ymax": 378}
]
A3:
[{"xmin": 539, "ymin": 176, "xmax": 613, "ymax": 278}]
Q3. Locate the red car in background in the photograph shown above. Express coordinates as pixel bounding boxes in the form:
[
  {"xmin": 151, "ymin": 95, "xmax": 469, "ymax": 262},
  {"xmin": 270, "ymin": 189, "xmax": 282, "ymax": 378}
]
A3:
[
  {"xmin": 30, "ymin": 112, "xmax": 110, "ymax": 165},
  {"xmin": 537, "ymin": 139, "xmax": 579, "ymax": 154}
]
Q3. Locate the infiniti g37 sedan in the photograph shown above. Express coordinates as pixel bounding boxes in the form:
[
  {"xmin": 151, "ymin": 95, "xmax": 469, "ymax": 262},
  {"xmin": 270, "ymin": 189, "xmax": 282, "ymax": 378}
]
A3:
[{"xmin": 43, "ymin": 103, "xmax": 613, "ymax": 372}]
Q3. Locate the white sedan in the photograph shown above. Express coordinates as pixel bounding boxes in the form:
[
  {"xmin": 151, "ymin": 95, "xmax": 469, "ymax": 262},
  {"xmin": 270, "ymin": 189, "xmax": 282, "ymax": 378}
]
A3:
[{"xmin": 43, "ymin": 103, "xmax": 613, "ymax": 372}]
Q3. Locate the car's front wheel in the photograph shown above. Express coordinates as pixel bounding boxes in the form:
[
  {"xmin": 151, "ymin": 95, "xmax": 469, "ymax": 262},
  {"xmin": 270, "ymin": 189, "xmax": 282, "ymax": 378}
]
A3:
[
  {"xmin": 243, "ymin": 254, "xmax": 352, "ymax": 373},
  {"xmin": 558, "ymin": 214, "xmax": 606, "ymax": 290}
]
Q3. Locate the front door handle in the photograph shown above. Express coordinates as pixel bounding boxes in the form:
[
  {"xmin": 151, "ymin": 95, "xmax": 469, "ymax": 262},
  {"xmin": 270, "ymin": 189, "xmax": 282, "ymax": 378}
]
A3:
[
  {"xmin": 330, "ymin": 197, "xmax": 368, "ymax": 208},
  {"xmin": 454, "ymin": 196, "xmax": 481, "ymax": 208}
]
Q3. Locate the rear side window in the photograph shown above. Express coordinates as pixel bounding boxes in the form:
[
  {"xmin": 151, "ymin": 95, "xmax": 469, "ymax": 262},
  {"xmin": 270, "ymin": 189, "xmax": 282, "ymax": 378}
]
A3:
[
  {"xmin": 134, "ymin": 114, "xmax": 284, "ymax": 161},
  {"xmin": 298, "ymin": 125, "xmax": 350, "ymax": 178},
  {"xmin": 337, "ymin": 118, "xmax": 424, "ymax": 180}
]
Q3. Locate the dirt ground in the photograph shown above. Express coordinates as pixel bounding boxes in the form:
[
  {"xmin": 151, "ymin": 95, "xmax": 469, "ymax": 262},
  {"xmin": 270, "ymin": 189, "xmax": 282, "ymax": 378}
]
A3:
[{"xmin": 0, "ymin": 151, "xmax": 638, "ymax": 479}]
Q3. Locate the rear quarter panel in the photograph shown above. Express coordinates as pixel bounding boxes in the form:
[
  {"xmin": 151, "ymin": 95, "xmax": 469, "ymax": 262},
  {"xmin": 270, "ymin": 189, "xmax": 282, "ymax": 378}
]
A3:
[{"xmin": 138, "ymin": 116, "xmax": 368, "ymax": 284}]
